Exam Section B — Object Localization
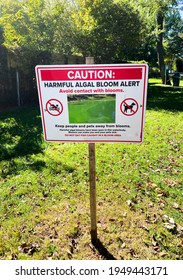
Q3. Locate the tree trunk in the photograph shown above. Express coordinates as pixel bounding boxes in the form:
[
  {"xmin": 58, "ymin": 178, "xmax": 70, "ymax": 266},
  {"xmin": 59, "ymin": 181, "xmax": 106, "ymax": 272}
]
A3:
[{"xmin": 156, "ymin": 9, "xmax": 165, "ymax": 84}]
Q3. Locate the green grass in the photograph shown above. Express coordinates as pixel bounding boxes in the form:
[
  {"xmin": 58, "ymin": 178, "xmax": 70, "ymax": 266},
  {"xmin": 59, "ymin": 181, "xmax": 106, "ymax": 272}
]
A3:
[
  {"xmin": 68, "ymin": 95, "xmax": 116, "ymax": 123},
  {"xmin": 0, "ymin": 78, "xmax": 183, "ymax": 260}
]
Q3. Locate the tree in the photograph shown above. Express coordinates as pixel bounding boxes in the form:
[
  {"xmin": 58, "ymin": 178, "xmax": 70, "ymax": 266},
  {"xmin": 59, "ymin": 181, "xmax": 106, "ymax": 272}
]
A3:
[
  {"xmin": 155, "ymin": 1, "xmax": 183, "ymax": 83},
  {"xmin": 134, "ymin": 0, "xmax": 183, "ymax": 83},
  {"xmin": 51, "ymin": 0, "xmax": 78, "ymax": 60},
  {"xmin": 0, "ymin": 27, "xmax": 9, "ymax": 96},
  {"xmin": 0, "ymin": 0, "xmax": 56, "ymax": 70},
  {"xmin": 164, "ymin": 7, "xmax": 183, "ymax": 66},
  {"xmin": 0, "ymin": 0, "xmax": 79, "ymax": 104},
  {"xmin": 0, "ymin": 0, "xmax": 82, "ymax": 67},
  {"xmin": 72, "ymin": 0, "xmax": 146, "ymax": 63}
]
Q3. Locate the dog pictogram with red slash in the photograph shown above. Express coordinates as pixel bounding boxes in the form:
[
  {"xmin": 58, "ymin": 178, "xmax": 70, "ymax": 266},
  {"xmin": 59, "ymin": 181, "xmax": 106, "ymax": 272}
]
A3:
[{"xmin": 120, "ymin": 98, "xmax": 138, "ymax": 116}]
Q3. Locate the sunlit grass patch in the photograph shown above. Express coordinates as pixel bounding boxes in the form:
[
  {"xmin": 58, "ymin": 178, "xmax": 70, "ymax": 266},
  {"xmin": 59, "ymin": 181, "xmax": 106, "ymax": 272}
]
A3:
[{"xmin": 0, "ymin": 83, "xmax": 183, "ymax": 260}]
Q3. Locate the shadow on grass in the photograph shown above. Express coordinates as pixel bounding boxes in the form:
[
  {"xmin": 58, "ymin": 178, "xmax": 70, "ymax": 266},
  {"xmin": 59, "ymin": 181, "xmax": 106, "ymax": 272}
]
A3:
[
  {"xmin": 147, "ymin": 83, "xmax": 183, "ymax": 112},
  {"xmin": 0, "ymin": 105, "xmax": 44, "ymax": 161},
  {"xmin": 93, "ymin": 239, "xmax": 116, "ymax": 260},
  {"xmin": 0, "ymin": 105, "xmax": 78, "ymax": 177},
  {"xmin": 1, "ymin": 84, "xmax": 182, "ymax": 161}
]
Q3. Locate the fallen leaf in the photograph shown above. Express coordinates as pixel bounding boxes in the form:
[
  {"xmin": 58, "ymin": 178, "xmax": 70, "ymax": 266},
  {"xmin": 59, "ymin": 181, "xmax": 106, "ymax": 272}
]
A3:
[
  {"xmin": 159, "ymin": 252, "xmax": 167, "ymax": 257},
  {"xmin": 126, "ymin": 200, "xmax": 135, "ymax": 210},
  {"xmin": 128, "ymin": 248, "xmax": 138, "ymax": 257},
  {"xmin": 162, "ymin": 215, "xmax": 169, "ymax": 221},
  {"xmin": 148, "ymin": 202, "xmax": 154, "ymax": 208},
  {"xmin": 153, "ymin": 246, "xmax": 160, "ymax": 252},
  {"xmin": 121, "ymin": 242, "xmax": 126, "ymax": 249},
  {"xmin": 123, "ymin": 212, "xmax": 127, "ymax": 217},
  {"xmin": 173, "ymin": 203, "xmax": 180, "ymax": 209},
  {"xmin": 140, "ymin": 224, "xmax": 149, "ymax": 232},
  {"xmin": 176, "ymin": 224, "xmax": 183, "ymax": 237},
  {"xmin": 164, "ymin": 222, "xmax": 176, "ymax": 230},
  {"xmin": 127, "ymin": 200, "xmax": 132, "ymax": 206},
  {"xmin": 168, "ymin": 217, "xmax": 175, "ymax": 224},
  {"xmin": 18, "ymin": 243, "xmax": 40, "ymax": 255},
  {"xmin": 66, "ymin": 249, "xmax": 72, "ymax": 258},
  {"xmin": 109, "ymin": 218, "xmax": 116, "ymax": 222}
]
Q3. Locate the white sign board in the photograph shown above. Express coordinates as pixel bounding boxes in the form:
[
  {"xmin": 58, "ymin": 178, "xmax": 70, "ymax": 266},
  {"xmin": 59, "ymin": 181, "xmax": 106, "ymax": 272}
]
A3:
[{"xmin": 35, "ymin": 64, "xmax": 148, "ymax": 143}]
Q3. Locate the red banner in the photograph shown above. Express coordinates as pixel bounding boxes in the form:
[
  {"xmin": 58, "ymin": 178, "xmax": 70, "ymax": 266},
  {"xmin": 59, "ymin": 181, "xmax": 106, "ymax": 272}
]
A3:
[{"xmin": 40, "ymin": 67, "xmax": 142, "ymax": 81}]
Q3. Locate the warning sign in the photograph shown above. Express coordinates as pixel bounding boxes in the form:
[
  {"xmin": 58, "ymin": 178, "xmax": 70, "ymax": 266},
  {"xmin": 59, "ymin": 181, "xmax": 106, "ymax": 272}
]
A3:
[
  {"xmin": 35, "ymin": 64, "xmax": 148, "ymax": 143},
  {"xmin": 120, "ymin": 98, "xmax": 138, "ymax": 116}
]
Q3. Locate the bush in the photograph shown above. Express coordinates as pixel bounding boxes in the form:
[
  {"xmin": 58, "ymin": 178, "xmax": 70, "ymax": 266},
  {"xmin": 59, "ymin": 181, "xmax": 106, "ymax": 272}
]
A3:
[{"xmin": 148, "ymin": 67, "xmax": 160, "ymax": 78}]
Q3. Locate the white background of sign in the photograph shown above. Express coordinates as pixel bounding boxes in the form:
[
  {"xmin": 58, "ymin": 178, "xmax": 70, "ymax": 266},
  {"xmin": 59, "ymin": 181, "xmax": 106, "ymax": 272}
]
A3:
[{"xmin": 35, "ymin": 64, "xmax": 148, "ymax": 143}]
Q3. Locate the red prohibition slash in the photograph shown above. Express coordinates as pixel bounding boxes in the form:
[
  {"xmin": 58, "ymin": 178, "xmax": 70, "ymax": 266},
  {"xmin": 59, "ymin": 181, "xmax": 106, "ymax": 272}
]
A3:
[
  {"xmin": 120, "ymin": 98, "xmax": 138, "ymax": 116},
  {"xmin": 46, "ymin": 99, "xmax": 63, "ymax": 116}
]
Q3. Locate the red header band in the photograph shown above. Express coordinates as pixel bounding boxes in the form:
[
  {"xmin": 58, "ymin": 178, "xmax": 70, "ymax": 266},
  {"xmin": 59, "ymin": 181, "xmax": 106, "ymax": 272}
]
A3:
[{"xmin": 40, "ymin": 67, "xmax": 142, "ymax": 81}]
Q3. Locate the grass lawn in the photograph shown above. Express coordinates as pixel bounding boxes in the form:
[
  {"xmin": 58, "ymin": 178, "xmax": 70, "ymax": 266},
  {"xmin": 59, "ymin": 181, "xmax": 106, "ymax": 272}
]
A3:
[
  {"xmin": 0, "ymin": 78, "xmax": 182, "ymax": 260},
  {"xmin": 68, "ymin": 95, "xmax": 116, "ymax": 124}
]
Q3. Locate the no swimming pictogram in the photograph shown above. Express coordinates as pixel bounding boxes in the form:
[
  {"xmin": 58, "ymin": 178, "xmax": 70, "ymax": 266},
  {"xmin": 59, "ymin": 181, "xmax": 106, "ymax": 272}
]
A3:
[
  {"xmin": 120, "ymin": 98, "xmax": 138, "ymax": 116},
  {"xmin": 46, "ymin": 99, "xmax": 63, "ymax": 116}
]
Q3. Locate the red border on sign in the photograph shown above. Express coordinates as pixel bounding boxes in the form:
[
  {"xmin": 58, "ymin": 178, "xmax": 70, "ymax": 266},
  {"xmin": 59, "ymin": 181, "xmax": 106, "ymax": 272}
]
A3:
[
  {"xmin": 46, "ymin": 99, "xmax": 63, "ymax": 116},
  {"xmin": 35, "ymin": 64, "xmax": 148, "ymax": 143},
  {"xmin": 120, "ymin": 98, "xmax": 139, "ymax": 116}
]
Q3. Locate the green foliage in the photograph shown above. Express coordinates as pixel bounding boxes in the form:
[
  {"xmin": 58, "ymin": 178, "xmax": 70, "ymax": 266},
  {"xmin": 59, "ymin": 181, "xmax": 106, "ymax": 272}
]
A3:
[
  {"xmin": 0, "ymin": 0, "xmax": 53, "ymax": 51},
  {"xmin": 51, "ymin": 0, "xmax": 77, "ymax": 55},
  {"xmin": 164, "ymin": 5, "xmax": 183, "ymax": 63},
  {"xmin": 130, "ymin": 0, "xmax": 183, "ymax": 78},
  {"xmin": 73, "ymin": 0, "xmax": 145, "ymax": 62},
  {"xmin": 148, "ymin": 67, "xmax": 161, "ymax": 77},
  {"xmin": 0, "ymin": 0, "xmax": 76, "ymax": 71},
  {"xmin": 0, "ymin": 0, "xmax": 182, "ymax": 69}
]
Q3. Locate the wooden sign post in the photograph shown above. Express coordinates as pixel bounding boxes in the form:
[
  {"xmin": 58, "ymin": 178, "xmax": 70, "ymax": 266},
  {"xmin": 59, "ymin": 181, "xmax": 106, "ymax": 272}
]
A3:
[
  {"xmin": 86, "ymin": 57, "xmax": 97, "ymax": 244},
  {"xmin": 88, "ymin": 142, "xmax": 97, "ymax": 244}
]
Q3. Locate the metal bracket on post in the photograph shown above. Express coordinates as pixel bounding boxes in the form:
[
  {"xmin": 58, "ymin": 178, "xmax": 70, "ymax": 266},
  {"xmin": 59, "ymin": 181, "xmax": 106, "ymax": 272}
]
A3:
[{"xmin": 86, "ymin": 57, "xmax": 97, "ymax": 244}]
